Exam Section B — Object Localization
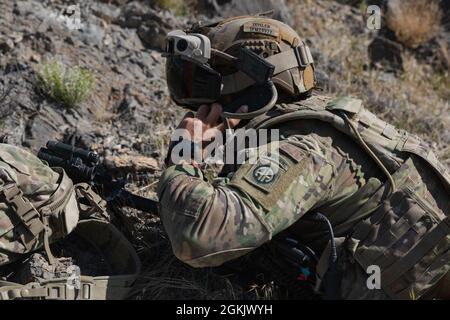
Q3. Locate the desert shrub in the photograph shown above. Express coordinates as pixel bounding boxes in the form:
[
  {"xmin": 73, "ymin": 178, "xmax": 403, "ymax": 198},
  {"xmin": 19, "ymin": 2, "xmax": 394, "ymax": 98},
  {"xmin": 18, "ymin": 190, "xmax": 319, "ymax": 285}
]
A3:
[
  {"xmin": 290, "ymin": 0, "xmax": 449, "ymax": 167},
  {"xmin": 386, "ymin": 0, "xmax": 442, "ymax": 48},
  {"xmin": 36, "ymin": 59, "xmax": 95, "ymax": 108}
]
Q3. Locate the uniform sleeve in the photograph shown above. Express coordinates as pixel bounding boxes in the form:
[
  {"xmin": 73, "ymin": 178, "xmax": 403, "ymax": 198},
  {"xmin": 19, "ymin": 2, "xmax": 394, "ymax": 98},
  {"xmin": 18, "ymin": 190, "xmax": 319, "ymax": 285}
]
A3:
[{"xmin": 157, "ymin": 136, "xmax": 337, "ymax": 268}]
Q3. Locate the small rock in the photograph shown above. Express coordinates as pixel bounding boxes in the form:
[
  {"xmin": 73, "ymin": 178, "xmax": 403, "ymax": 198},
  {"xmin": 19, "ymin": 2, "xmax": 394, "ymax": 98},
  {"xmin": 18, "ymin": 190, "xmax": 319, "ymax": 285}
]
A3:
[
  {"xmin": 91, "ymin": 2, "xmax": 121, "ymax": 24},
  {"xmin": 93, "ymin": 128, "xmax": 107, "ymax": 137},
  {"xmin": 30, "ymin": 53, "xmax": 41, "ymax": 63},
  {"xmin": 115, "ymin": 1, "xmax": 147, "ymax": 28},
  {"xmin": 0, "ymin": 37, "xmax": 15, "ymax": 52},
  {"xmin": 4, "ymin": 61, "xmax": 28, "ymax": 73},
  {"xmin": 121, "ymin": 15, "xmax": 143, "ymax": 29},
  {"xmin": 378, "ymin": 71, "xmax": 397, "ymax": 83},
  {"xmin": 112, "ymin": 144, "xmax": 122, "ymax": 151},
  {"xmin": 11, "ymin": 253, "xmax": 74, "ymax": 284},
  {"xmin": 64, "ymin": 36, "xmax": 75, "ymax": 45},
  {"xmin": 103, "ymin": 33, "xmax": 113, "ymax": 46},
  {"xmin": 78, "ymin": 23, "xmax": 105, "ymax": 47},
  {"xmin": 9, "ymin": 32, "xmax": 24, "ymax": 44},
  {"xmin": 99, "ymin": 0, "xmax": 128, "ymax": 5},
  {"xmin": 137, "ymin": 23, "xmax": 167, "ymax": 50},
  {"xmin": 105, "ymin": 154, "xmax": 158, "ymax": 172}
]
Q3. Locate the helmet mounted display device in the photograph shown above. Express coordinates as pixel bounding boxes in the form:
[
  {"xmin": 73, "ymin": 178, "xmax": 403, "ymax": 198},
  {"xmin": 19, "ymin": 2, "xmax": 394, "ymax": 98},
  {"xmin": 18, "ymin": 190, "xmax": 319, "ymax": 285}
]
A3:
[
  {"xmin": 164, "ymin": 30, "xmax": 278, "ymax": 119},
  {"xmin": 236, "ymin": 47, "xmax": 275, "ymax": 86},
  {"xmin": 165, "ymin": 30, "xmax": 211, "ymax": 64}
]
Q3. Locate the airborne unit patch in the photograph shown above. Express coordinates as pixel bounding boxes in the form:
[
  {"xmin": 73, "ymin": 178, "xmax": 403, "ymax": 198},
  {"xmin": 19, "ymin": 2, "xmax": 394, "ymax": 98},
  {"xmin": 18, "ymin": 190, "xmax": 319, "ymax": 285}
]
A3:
[
  {"xmin": 243, "ymin": 154, "xmax": 287, "ymax": 193},
  {"xmin": 253, "ymin": 165, "xmax": 276, "ymax": 184}
]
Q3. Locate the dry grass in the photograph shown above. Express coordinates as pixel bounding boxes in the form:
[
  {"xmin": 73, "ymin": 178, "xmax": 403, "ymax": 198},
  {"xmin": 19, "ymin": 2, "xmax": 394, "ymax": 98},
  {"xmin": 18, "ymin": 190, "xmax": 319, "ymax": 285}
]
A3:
[
  {"xmin": 131, "ymin": 236, "xmax": 246, "ymax": 299},
  {"xmin": 290, "ymin": 0, "xmax": 450, "ymax": 168},
  {"xmin": 386, "ymin": 0, "xmax": 442, "ymax": 48}
]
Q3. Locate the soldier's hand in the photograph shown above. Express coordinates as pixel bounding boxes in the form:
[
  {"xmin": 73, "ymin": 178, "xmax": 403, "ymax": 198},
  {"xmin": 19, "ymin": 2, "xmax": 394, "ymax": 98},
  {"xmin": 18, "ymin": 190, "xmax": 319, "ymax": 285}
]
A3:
[
  {"xmin": 176, "ymin": 103, "xmax": 247, "ymax": 146},
  {"xmin": 166, "ymin": 103, "xmax": 247, "ymax": 166}
]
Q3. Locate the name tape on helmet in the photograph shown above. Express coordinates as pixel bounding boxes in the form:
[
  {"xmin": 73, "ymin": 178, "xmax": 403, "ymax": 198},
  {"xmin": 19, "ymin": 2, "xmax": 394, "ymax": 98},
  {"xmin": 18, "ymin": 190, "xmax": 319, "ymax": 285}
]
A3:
[{"xmin": 243, "ymin": 22, "xmax": 279, "ymax": 37}]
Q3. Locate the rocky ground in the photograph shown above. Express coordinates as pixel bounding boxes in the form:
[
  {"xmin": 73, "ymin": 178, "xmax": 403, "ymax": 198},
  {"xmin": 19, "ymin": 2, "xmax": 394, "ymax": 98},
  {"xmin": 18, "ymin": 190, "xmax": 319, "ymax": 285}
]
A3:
[{"xmin": 0, "ymin": 0, "xmax": 449, "ymax": 299}]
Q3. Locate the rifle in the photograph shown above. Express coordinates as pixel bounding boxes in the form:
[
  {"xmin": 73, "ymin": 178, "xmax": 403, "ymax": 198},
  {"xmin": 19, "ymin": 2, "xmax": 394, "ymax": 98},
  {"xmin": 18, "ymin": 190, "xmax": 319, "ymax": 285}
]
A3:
[{"xmin": 38, "ymin": 141, "xmax": 159, "ymax": 214}]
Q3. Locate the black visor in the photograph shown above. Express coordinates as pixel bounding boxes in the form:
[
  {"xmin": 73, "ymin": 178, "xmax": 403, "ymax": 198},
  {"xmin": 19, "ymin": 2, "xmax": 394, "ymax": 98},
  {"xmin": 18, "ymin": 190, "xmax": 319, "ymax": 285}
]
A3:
[{"xmin": 166, "ymin": 56, "xmax": 222, "ymax": 109}]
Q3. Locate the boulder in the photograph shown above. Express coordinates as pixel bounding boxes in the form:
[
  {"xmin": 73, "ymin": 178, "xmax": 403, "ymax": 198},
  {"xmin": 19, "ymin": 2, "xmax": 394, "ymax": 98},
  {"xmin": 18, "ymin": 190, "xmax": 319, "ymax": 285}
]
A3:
[{"xmin": 197, "ymin": 0, "xmax": 293, "ymax": 24}]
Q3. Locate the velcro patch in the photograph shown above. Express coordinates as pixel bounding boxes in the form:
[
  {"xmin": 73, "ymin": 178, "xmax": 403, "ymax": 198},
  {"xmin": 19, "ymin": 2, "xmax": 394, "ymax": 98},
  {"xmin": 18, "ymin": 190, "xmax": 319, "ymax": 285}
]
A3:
[
  {"xmin": 229, "ymin": 153, "xmax": 309, "ymax": 212},
  {"xmin": 243, "ymin": 22, "xmax": 279, "ymax": 37},
  {"xmin": 279, "ymin": 143, "xmax": 306, "ymax": 163},
  {"xmin": 243, "ymin": 155, "xmax": 286, "ymax": 193}
]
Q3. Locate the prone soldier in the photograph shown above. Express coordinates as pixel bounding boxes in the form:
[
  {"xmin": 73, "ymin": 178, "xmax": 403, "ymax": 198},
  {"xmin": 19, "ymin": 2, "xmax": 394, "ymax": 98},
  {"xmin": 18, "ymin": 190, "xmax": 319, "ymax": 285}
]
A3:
[{"xmin": 158, "ymin": 15, "xmax": 450, "ymax": 299}]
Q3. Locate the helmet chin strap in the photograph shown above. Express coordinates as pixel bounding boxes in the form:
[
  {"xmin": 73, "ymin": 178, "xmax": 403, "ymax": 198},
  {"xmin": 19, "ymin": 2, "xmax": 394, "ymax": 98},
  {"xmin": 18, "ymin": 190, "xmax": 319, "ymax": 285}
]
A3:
[{"xmin": 221, "ymin": 82, "xmax": 278, "ymax": 120}]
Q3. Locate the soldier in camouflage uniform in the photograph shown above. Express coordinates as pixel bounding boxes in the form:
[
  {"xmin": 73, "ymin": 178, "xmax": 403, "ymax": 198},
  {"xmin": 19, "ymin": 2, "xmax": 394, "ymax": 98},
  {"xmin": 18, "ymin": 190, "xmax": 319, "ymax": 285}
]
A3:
[
  {"xmin": 158, "ymin": 16, "xmax": 450, "ymax": 299},
  {"xmin": 0, "ymin": 144, "xmax": 140, "ymax": 300}
]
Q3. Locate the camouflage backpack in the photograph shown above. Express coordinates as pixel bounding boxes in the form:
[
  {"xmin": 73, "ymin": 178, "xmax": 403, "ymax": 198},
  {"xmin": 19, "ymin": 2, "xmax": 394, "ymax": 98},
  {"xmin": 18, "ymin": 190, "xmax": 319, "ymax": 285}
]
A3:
[
  {"xmin": 246, "ymin": 94, "xmax": 450, "ymax": 299},
  {"xmin": 0, "ymin": 143, "xmax": 140, "ymax": 300}
]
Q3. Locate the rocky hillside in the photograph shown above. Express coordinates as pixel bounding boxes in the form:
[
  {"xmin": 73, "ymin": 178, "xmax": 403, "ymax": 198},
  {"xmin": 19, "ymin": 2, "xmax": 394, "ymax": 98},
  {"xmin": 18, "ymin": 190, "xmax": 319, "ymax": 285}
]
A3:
[{"xmin": 0, "ymin": 0, "xmax": 448, "ymax": 299}]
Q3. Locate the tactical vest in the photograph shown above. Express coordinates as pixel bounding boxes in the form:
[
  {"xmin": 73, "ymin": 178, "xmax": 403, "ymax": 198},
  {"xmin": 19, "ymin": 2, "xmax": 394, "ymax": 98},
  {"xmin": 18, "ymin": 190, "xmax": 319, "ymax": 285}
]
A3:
[
  {"xmin": 0, "ymin": 144, "xmax": 140, "ymax": 300},
  {"xmin": 246, "ymin": 94, "xmax": 450, "ymax": 300}
]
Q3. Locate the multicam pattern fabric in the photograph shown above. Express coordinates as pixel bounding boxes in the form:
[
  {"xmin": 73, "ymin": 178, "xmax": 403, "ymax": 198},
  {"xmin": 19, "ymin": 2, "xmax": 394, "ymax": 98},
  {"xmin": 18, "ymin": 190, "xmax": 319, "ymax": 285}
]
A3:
[
  {"xmin": 158, "ymin": 123, "xmax": 370, "ymax": 268},
  {"xmin": 158, "ymin": 93, "xmax": 450, "ymax": 299},
  {"xmin": 0, "ymin": 144, "xmax": 78, "ymax": 265},
  {"xmin": 0, "ymin": 144, "xmax": 141, "ymax": 300}
]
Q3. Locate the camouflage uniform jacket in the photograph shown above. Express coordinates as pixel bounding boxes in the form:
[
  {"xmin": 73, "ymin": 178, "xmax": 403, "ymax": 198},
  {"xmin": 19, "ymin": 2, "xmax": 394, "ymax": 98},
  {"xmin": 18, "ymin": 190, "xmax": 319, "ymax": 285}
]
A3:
[{"xmin": 157, "ymin": 94, "xmax": 450, "ymax": 299}]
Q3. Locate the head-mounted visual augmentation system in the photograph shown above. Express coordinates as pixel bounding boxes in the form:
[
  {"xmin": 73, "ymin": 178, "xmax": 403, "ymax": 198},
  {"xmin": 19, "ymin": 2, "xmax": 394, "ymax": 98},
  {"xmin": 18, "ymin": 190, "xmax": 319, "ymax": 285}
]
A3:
[{"xmin": 165, "ymin": 30, "xmax": 276, "ymax": 112}]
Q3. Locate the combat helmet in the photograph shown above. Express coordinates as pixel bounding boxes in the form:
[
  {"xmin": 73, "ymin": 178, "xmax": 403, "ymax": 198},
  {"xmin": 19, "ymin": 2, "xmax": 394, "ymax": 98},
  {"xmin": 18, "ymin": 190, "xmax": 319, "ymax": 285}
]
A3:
[{"xmin": 164, "ymin": 15, "xmax": 315, "ymax": 119}]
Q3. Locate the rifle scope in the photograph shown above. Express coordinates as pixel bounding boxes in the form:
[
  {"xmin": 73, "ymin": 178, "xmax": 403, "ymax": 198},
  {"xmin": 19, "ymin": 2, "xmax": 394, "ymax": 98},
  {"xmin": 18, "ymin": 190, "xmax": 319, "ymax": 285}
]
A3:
[
  {"xmin": 46, "ymin": 141, "xmax": 100, "ymax": 165},
  {"xmin": 38, "ymin": 149, "xmax": 96, "ymax": 181}
]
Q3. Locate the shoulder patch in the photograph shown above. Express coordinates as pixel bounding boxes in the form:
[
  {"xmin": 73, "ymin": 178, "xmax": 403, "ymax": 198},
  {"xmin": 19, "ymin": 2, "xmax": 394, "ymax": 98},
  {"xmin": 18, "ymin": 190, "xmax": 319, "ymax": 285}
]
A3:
[
  {"xmin": 229, "ymin": 151, "xmax": 310, "ymax": 211},
  {"xmin": 243, "ymin": 22, "xmax": 279, "ymax": 37},
  {"xmin": 253, "ymin": 165, "xmax": 276, "ymax": 184},
  {"xmin": 243, "ymin": 154, "xmax": 287, "ymax": 193}
]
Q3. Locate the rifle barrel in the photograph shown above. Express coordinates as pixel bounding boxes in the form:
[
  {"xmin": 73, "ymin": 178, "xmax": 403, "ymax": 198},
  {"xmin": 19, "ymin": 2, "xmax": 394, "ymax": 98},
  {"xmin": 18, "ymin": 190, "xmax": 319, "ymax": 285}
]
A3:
[
  {"xmin": 116, "ymin": 189, "xmax": 159, "ymax": 214},
  {"xmin": 38, "ymin": 141, "xmax": 159, "ymax": 215}
]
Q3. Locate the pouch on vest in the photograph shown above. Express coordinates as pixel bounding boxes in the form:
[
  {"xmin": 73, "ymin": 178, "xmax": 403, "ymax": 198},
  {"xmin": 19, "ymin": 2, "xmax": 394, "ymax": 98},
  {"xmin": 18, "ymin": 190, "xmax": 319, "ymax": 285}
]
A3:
[
  {"xmin": 248, "ymin": 95, "xmax": 450, "ymax": 299},
  {"xmin": 0, "ymin": 219, "xmax": 141, "ymax": 300},
  {"xmin": 352, "ymin": 157, "xmax": 450, "ymax": 300},
  {"xmin": 0, "ymin": 144, "xmax": 140, "ymax": 300},
  {"xmin": 0, "ymin": 144, "xmax": 79, "ymax": 266}
]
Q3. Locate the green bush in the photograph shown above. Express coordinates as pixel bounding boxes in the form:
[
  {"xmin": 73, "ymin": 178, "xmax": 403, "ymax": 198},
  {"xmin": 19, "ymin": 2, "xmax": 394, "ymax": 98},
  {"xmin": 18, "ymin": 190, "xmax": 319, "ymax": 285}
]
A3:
[{"xmin": 36, "ymin": 60, "xmax": 95, "ymax": 108}]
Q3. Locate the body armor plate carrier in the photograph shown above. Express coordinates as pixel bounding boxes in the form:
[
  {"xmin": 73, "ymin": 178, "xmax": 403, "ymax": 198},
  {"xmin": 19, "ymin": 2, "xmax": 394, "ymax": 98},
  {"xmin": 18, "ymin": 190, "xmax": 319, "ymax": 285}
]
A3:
[{"xmin": 246, "ymin": 94, "xmax": 450, "ymax": 299}]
